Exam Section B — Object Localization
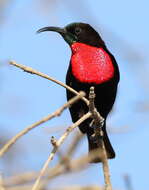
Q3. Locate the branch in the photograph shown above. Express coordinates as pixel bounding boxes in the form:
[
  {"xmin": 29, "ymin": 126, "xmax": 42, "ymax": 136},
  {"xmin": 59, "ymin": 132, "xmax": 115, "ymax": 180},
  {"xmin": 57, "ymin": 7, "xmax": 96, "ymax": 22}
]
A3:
[
  {"xmin": 9, "ymin": 61, "xmax": 89, "ymax": 105},
  {"xmin": 4, "ymin": 150, "xmax": 101, "ymax": 188},
  {"xmin": 5, "ymin": 185, "xmax": 102, "ymax": 190},
  {"xmin": 31, "ymin": 112, "xmax": 92, "ymax": 190},
  {"xmin": 6, "ymin": 61, "xmax": 113, "ymax": 190},
  {"xmin": 89, "ymin": 87, "xmax": 112, "ymax": 190},
  {"xmin": 55, "ymin": 132, "xmax": 84, "ymax": 168},
  {"xmin": 47, "ymin": 185, "xmax": 102, "ymax": 190},
  {"xmin": 0, "ymin": 92, "xmax": 85, "ymax": 157},
  {"xmin": 4, "ymin": 132, "xmax": 83, "ymax": 187}
]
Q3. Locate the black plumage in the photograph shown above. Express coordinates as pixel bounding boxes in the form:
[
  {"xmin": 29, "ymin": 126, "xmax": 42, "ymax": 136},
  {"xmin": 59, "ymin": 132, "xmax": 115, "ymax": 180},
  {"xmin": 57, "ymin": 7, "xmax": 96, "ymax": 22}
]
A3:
[{"xmin": 37, "ymin": 22, "xmax": 120, "ymax": 163}]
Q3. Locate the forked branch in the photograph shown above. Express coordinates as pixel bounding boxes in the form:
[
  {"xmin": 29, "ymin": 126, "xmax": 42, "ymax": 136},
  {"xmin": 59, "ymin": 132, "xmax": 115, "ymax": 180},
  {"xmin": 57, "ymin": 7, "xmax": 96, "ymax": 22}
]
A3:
[
  {"xmin": 5, "ymin": 61, "xmax": 113, "ymax": 190},
  {"xmin": 31, "ymin": 112, "xmax": 92, "ymax": 190},
  {"xmin": 0, "ymin": 91, "xmax": 85, "ymax": 157}
]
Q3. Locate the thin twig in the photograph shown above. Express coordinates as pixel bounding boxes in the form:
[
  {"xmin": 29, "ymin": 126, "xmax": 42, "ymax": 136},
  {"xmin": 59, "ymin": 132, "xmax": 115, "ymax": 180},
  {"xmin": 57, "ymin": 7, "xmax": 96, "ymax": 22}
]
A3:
[
  {"xmin": 46, "ymin": 149, "xmax": 104, "ymax": 180},
  {"xmin": 5, "ymin": 185, "xmax": 102, "ymax": 190},
  {"xmin": 9, "ymin": 61, "xmax": 89, "ymax": 105},
  {"xmin": 56, "ymin": 132, "xmax": 84, "ymax": 168},
  {"xmin": 89, "ymin": 87, "xmax": 112, "ymax": 190},
  {"xmin": 89, "ymin": 86, "xmax": 104, "ymax": 127},
  {"xmin": 46, "ymin": 185, "xmax": 102, "ymax": 190},
  {"xmin": 101, "ymin": 145, "xmax": 112, "ymax": 190},
  {"xmin": 0, "ymin": 92, "xmax": 85, "ymax": 157},
  {"xmin": 41, "ymin": 133, "xmax": 84, "ymax": 188},
  {"xmin": 4, "ymin": 149, "xmax": 100, "ymax": 188},
  {"xmin": 31, "ymin": 112, "xmax": 92, "ymax": 190},
  {"xmin": 35, "ymin": 150, "xmax": 102, "ymax": 189},
  {"xmin": 4, "ymin": 132, "xmax": 83, "ymax": 187}
]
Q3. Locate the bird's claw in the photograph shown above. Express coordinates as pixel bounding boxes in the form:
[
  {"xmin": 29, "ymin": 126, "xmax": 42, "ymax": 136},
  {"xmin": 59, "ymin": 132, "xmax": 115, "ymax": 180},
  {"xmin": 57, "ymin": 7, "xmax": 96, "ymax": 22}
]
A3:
[
  {"xmin": 89, "ymin": 118, "xmax": 104, "ymax": 129},
  {"xmin": 90, "ymin": 134, "xmax": 103, "ymax": 144},
  {"xmin": 99, "ymin": 118, "xmax": 104, "ymax": 128}
]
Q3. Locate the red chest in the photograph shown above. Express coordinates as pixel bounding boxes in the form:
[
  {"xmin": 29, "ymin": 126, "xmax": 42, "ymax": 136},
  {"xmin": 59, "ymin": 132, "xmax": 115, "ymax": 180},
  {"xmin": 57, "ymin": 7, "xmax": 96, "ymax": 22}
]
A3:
[{"xmin": 71, "ymin": 43, "xmax": 114, "ymax": 84}]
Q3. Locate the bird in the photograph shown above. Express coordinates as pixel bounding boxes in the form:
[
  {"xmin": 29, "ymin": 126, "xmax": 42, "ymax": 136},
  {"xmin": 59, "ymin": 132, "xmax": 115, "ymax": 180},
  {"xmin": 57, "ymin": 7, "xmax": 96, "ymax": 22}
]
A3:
[{"xmin": 37, "ymin": 22, "xmax": 120, "ymax": 163}]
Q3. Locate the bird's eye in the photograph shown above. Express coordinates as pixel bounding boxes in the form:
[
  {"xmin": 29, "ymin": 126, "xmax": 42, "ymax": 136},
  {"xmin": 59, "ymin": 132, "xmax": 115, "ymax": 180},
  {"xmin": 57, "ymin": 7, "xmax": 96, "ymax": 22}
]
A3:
[{"xmin": 75, "ymin": 27, "xmax": 82, "ymax": 34}]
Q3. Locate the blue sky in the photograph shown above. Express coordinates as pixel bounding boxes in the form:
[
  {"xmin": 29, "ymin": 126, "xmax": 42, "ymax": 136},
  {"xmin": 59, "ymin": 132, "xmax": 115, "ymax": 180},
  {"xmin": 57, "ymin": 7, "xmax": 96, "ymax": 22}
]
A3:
[{"xmin": 0, "ymin": 0, "xmax": 149, "ymax": 189}]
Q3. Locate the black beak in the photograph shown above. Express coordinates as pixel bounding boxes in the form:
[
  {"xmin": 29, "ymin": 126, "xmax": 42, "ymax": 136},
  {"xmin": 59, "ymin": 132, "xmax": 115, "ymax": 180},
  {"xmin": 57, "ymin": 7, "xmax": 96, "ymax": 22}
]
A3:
[
  {"xmin": 37, "ymin": 26, "xmax": 77, "ymax": 45},
  {"xmin": 37, "ymin": 26, "xmax": 65, "ymax": 35}
]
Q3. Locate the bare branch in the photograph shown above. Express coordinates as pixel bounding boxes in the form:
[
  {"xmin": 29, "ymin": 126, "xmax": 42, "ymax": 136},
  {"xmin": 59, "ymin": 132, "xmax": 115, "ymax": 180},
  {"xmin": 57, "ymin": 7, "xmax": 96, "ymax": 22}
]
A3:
[
  {"xmin": 89, "ymin": 87, "xmax": 112, "ymax": 190},
  {"xmin": 9, "ymin": 61, "xmax": 89, "ymax": 105},
  {"xmin": 4, "ymin": 133, "xmax": 83, "ymax": 187},
  {"xmin": 31, "ymin": 112, "xmax": 92, "ymax": 190},
  {"xmin": 5, "ymin": 184, "xmax": 102, "ymax": 190},
  {"xmin": 4, "ymin": 150, "xmax": 100, "ymax": 188},
  {"xmin": 89, "ymin": 86, "xmax": 104, "ymax": 127},
  {"xmin": 0, "ymin": 92, "xmax": 85, "ymax": 157},
  {"xmin": 56, "ymin": 132, "xmax": 84, "ymax": 168},
  {"xmin": 5, "ymin": 185, "xmax": 45, "ymax": 190},
  {"xmin": 47, "ymin": 185, "xmax": 102, "ymax": 190},
  {"xmin": 5, "ymin": 61, "xmax": 113, "ymax": 190}
]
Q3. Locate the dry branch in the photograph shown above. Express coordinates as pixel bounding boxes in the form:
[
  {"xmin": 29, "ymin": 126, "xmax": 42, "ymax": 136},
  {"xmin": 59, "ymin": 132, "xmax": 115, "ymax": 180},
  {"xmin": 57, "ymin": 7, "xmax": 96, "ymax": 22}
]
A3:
[
  {"xmin": 45, "ymin": 185, "xmax": 102, "ymax": 190},
  {"xmin": 54, "ymin": 132, "xmax": 84, "ymax": 168},
  {"xmin": 4, "ymin": 150, "xmax": 103, "ymax": 189},
  {"xmin": 6, "ymin": 185, "xmax": 102, "ymax": 190},
  {"xmin": 5, "ymin": 61, "xmax": 113, "ymax": 190},
  {"xmin": 89, "ymin": 87, "xmax": 112, "ymax": 190},
  {"xmin": 9, "ymin": 61, "xmax": 89, "ymax": 105},
  {"xmin": 0, "ymin": 91, "xmax": 85, "ymax": 157},
  {"xmin": 4, "ymin": 132, "xmax": 83, "ymax": 187},
  {"xmin": 31, "ymin": 112, "xmax": 92, "ymax": 190}
]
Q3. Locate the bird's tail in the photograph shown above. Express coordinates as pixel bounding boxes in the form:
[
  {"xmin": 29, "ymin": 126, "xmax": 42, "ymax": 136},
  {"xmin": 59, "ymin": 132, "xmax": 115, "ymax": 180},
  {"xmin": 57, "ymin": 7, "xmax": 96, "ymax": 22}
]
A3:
[{"xmin": 87, "ymin": 123, "xmax": 115, "ymax": 163}]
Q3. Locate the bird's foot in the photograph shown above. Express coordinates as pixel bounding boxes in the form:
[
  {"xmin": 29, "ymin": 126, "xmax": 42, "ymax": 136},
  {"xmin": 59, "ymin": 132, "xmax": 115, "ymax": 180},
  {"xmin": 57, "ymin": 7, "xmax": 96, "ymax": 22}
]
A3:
[
  {"xmin": 99, "ymin": 118, "xmax": 104, "ymax": 128},
  {"xmin": 90, "ymin": 133, "xmax": 103, "ymax": 144},
  {"xmin": 89, "ymin": 118, "xmax": 104, "ymax": 129}
]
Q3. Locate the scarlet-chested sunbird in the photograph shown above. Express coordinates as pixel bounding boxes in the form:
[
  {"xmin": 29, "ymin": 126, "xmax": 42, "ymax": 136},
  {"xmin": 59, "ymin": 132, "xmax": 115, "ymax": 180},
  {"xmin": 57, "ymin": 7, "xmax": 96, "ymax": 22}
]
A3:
[{"xmin": 37, "ymin": 23, "xmax": 120, "ymax": 163}]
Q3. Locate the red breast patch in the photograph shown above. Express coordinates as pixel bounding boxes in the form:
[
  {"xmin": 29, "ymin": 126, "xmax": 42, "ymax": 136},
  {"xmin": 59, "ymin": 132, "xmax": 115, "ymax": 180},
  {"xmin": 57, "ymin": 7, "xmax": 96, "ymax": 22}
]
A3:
[{"xmin": 71, "ymin": 42, "xmax": 114, "ymax": 84}]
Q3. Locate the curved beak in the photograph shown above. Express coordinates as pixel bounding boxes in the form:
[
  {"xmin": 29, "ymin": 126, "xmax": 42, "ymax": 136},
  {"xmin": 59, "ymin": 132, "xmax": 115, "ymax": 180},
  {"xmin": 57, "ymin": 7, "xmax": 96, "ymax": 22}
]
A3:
[
  {"xmin": 37, "ymin": 26, "xmax": 65, "ymax": 35},
  {"xmin": 37, "ymin": 26, "xmax": 77, "ymax": 45}
]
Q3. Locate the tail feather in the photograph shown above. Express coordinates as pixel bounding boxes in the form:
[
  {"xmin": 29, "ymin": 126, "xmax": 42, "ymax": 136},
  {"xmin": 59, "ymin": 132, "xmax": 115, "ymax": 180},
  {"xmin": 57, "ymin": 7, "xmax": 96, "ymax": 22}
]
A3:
[{"xmin": 87, "ymin": 124, "xmax": 115, "ymax": 163}]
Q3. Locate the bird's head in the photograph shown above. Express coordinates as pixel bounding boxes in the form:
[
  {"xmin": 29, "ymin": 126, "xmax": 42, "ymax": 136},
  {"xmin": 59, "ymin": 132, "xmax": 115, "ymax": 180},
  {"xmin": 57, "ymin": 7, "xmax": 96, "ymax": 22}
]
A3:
[{"xmin": 37, "ymin": 22, "xmax": 105, "ymax": 48}]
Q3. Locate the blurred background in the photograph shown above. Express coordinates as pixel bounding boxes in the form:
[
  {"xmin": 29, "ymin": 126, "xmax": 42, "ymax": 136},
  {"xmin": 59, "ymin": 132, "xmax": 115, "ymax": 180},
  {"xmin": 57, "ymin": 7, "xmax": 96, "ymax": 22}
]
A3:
[{"xmin": 0, "ymin": 0, "xmax": 149, "ymax": 189}]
